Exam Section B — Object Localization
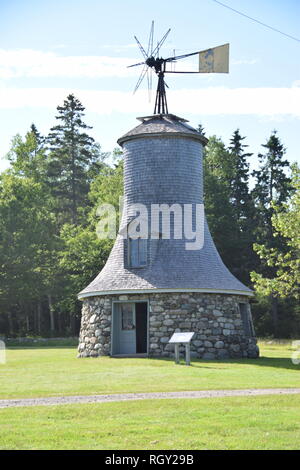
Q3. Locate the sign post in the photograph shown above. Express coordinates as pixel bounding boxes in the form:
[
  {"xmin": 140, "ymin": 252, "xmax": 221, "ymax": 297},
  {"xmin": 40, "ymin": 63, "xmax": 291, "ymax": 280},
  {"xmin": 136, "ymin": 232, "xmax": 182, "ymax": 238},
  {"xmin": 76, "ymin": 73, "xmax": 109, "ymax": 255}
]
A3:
[
  {"xmin": 185, "ymin": 343, "xmax": 191, "ymax": 366},
  {"xmin": 174, "ymin": 343, "xmax": 180, "ymax": 364},
  {"xmin": 168, "ymin": 332, "xmax": 194, "ymax": 366}
]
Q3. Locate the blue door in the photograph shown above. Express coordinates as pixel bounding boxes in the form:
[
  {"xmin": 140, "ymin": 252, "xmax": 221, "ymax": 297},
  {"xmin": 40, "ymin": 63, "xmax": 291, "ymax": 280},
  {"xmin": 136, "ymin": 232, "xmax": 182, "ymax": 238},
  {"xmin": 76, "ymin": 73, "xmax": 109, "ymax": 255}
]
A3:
[
  {"xmin": 118, "ymin": 303, "xmax": 136, "ymax": 354},
  {"xmin": 112, "ymin": 302, "xmax": 148, "ymax": 355}
]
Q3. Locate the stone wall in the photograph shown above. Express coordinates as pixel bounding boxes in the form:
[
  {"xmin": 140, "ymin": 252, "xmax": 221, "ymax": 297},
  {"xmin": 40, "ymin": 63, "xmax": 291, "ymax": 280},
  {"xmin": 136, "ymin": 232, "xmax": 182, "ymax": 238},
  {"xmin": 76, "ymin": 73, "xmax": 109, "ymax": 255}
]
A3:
[{"xmin": 78, "ymin": 292, "xmax": 259, "ymax": 359}]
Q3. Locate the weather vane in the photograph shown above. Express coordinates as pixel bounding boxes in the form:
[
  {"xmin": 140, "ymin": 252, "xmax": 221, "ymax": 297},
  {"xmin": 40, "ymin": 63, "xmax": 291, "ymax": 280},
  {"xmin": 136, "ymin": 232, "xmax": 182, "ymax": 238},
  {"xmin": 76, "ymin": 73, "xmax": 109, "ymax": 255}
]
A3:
[{"xmin": 128, "ymin": 21, "xmax": 229, "ymax": 115}]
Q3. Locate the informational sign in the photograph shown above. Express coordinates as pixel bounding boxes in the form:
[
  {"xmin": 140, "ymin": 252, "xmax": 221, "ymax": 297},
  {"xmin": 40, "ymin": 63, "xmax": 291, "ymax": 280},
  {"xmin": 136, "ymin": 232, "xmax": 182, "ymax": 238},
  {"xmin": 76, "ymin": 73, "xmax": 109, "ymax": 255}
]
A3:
[{"xmin": 168, "ymin": 332, "xmax": 194, "ymax": 344}]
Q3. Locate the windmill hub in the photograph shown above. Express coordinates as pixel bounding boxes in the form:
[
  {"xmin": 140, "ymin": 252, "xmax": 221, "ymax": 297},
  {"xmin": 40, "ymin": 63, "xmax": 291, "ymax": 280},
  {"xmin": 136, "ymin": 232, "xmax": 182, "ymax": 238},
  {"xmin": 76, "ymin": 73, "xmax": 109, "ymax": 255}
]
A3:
[{"xmin": 145, "ymin": 57, "xmax": 164, "ymax": 74}]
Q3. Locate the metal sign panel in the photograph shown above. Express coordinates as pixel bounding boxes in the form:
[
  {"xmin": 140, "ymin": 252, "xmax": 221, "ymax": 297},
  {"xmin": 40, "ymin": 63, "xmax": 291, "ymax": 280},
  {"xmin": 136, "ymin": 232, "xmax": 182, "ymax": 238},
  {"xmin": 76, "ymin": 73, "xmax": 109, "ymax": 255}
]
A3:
[
  {"xmin": 168, "ymin": 332, "xmax": 194, "ymax": 344},
  {"xmin": 198, "ymin": 43, "xmax": 229, "ymax": 73}
]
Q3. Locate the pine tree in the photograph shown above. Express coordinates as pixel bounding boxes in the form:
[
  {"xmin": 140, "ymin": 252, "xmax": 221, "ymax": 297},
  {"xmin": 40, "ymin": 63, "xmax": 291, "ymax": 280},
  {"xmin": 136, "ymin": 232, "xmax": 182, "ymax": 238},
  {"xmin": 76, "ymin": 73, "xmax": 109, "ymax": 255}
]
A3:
[
  {"xmin": 252, "ymin": 131, "xmax": 291, "ymax": 237},
  {"xmin": 30, "ymin": 123, "xmax": 44, "ymax": 153},
  {"xmin": 204, "ymin": 134, "xmax": 255, "ymax": 284},
  {"xmin": 46, "ymin": 94, "xmax": 102, "ymax": 225},
  {"xmin": 228, "ymin": 129, "xmax": 253, "ymax": 221},
  {"xmin": 227, "ymin": 130, "xmax": 256, "ymax": 282},
  {"xmin": 251, "ymin": 131, "xmax": 292, "ymax": 335}
]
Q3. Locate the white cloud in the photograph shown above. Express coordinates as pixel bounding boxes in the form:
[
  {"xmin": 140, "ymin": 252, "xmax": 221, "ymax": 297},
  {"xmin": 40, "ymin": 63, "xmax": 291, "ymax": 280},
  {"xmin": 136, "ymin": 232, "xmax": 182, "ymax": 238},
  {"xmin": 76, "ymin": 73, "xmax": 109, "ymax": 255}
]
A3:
[
  {"xmin": 168, "ymin": 87, "xmax": 300, "ymax": 117},
  {"xmin": 0, "ymin": 85, "xmax": 299, "ymax": 117},
  {"xmin": 0, "ymin": 47, "xmax": 266, "ymax": 91},
  {"xmin": 0, "ymin": 48, "xmax": 261, "ymax": 80},
  {"xmin": 0, "ymin": 49, "xmax": 138, "ymax": 79}
]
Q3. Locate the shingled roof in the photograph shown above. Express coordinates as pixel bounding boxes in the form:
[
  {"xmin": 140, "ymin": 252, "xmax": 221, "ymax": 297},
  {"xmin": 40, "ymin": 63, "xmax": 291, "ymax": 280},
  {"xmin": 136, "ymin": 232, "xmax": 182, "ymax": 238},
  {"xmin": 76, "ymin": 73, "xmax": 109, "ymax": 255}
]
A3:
[{"xmin": 117, "ymin": 114, "xmax": 208, "ymax": 146}]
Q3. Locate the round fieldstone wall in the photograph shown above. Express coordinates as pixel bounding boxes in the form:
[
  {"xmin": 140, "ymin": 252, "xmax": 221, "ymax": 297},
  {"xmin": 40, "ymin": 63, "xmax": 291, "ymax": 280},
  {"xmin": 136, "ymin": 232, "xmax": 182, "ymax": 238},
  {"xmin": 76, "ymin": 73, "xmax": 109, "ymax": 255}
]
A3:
[{"xmin": 78, "ymin": 292, "xmax": 259, "ymax": 359}]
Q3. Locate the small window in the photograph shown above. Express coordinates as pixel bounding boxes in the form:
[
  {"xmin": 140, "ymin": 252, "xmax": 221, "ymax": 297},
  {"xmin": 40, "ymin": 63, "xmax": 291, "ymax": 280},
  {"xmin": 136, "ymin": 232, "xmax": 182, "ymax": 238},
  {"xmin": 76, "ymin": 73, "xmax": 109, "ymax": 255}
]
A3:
[
  {"xmin": 239, "ymin": 303, "xmax": 254, "ymax": 337},
  {"xmin": 121, "ymin": 303, "xmax": 135, "ymax": 330},
  {"xmin": 129, "ymin": 237, "xmax": 147, "ymax": 268}
]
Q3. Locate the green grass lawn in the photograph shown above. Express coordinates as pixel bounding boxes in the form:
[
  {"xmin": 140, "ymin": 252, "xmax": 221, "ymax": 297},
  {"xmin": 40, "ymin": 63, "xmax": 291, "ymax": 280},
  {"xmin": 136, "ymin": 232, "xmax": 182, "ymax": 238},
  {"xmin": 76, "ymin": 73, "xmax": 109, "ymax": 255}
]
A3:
[
  {"xmin": 0, "ymin": 340, "xmax": 299, "ymax": 399},
  {"xmin": 0, "ymin": 340, "xmax": 299, "ymax": 450},
  {"xmin": 1, "ymin": 395, "xmax": 300, "ymax": 450}
]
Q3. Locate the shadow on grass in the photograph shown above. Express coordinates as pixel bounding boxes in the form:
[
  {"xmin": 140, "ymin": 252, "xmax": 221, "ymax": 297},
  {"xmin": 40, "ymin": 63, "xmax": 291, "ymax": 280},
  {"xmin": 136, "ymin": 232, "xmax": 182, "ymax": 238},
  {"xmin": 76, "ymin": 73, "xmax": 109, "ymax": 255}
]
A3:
[
  {"xmin": 6, "ymin": 342, "xmax": 300, "ymax": 372},
  {"xmin": 147, "ymin": 355, "xmax": 300, "ymax": 372}
]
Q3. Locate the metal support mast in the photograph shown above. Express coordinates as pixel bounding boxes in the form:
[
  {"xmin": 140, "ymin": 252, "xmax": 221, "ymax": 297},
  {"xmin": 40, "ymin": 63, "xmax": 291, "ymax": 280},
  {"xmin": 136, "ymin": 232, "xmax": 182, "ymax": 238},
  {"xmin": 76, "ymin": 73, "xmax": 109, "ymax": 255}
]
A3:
[{"xmin": 154, "ymin": 71, "xmax": 168, "ymax": 114}]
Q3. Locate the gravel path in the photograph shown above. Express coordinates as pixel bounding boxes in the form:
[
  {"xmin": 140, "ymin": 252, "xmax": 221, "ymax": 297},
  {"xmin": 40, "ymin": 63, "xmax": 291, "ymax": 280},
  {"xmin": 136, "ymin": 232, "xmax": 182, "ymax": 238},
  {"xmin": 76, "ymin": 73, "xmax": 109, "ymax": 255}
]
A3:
[{"xmin": 1, "ymin": 388, "xmax": 300, "ymax": 409}]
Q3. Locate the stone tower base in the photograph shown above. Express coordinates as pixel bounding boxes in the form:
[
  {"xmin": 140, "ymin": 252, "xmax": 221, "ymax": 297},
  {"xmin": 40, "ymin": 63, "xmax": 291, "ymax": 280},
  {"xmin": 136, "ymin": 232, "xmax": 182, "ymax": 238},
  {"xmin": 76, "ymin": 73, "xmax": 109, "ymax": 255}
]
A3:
[{"xmin": 78, "ymin": 292, "xmax": 259, "ymax": 359}]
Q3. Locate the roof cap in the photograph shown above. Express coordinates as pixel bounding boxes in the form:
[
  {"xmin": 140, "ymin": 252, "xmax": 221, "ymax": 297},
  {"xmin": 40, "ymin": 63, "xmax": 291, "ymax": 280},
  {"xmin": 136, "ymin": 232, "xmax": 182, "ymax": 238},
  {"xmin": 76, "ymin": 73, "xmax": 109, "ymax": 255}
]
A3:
[{"xmin": 117, "ymin": 113, "xmax": 208, "ymax": 147}]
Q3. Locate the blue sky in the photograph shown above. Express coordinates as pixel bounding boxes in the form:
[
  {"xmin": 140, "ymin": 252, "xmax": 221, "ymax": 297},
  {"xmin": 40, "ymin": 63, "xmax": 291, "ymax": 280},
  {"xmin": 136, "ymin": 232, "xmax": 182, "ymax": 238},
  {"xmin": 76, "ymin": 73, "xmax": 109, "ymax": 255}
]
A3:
[{"xmin": 0, "ymin": 0, "xmax": 299, "ymax": 173}]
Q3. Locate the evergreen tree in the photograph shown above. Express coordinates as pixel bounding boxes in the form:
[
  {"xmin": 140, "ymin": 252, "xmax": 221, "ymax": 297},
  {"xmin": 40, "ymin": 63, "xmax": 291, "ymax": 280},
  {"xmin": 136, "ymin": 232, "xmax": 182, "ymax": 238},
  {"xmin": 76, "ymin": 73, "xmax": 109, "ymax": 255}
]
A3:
[
  {"xmin": 30, "ymin": 123, "xmax": 44, "ymax": 152},
  {"xmin": 204, "ymin": 134, "xmax": 256, "ymax": 283},
  {"xmin": 252, "ymin": 131, "xmax": 291, "ymax": 241},
  {"xmin": 203, "ymin": 136, "xmax": 240, "ymax": 275},
  {"xmin": 251, "ymin": 131, "xmax": 292, "ymax": 335},
  {"xmin": 251, "ymin": 164, "xmax": 300, "ymax": 300},
  {"xmin": 6, "ymin": 124, "xmax": 46, "ymax": 180},
  {"xmin": 251, "ymin": 164, "xmax": 300, "ymax": 337},
  {"xmin": 227, "ymin": 130, "xmax": 256, "ymax": 281},
  {"xmin": 46, "ymin": 94, "xmax": 103, "ymax": 225},
  {"xmin": 228, "ymin": 129, "xmax": 253, "ymax": 221}
]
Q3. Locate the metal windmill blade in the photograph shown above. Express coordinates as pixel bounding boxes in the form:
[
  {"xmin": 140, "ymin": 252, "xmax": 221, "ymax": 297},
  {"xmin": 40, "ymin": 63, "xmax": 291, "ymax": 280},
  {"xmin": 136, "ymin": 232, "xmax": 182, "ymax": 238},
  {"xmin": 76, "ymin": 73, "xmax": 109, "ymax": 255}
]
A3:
[
  {"xmin": 147, "ymin": 66, "xmax": 156, "ymax": 102},
  {"xmin": 130, "ymin": 21, "xmax": 156, "ymax": 95},
  {"xmin": 151, "ymin": 28, "xmax": 171, "ymax": 58},
  {"xmin": 128, "ymin": 22, "xmax": 229, "ymax": 114},
  {"xmin": 127, "ymin": 23, "xmax": 172, "ymax": 113},
  {"xmin": 146, "ymin": 21, "xmax": 154, "ymax": 101},
  {"xmin": 134, "ymin": 35, "xmax": 148, "ymax": 60},
  {"xmin": 127, "ymin": 60, "xmax": 145, "ymax": 68},
  {"xmin": 133, "ymin": 64, "xmax": 148, "ymax": 94},
  {"xmin": 147, "ymin": 20, "xmax": 154, "ymax": 57}
]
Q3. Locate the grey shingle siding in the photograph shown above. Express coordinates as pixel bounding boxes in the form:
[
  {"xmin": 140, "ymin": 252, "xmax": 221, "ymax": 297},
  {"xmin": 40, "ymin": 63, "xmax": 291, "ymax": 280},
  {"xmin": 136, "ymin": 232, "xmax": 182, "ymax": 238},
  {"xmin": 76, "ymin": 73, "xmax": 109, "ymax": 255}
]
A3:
[{"xmin": 79, "ymin": 114, "xmax": 252, "ymax": 298}]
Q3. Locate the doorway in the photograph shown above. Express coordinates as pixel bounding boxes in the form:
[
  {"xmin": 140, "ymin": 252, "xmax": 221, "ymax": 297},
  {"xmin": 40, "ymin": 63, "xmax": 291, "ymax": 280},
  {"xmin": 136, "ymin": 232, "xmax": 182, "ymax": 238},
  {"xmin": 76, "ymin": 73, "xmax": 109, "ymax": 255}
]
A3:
[{"xmin": 112, "ymin": 301, "xmax": 148, "ymax": 355}]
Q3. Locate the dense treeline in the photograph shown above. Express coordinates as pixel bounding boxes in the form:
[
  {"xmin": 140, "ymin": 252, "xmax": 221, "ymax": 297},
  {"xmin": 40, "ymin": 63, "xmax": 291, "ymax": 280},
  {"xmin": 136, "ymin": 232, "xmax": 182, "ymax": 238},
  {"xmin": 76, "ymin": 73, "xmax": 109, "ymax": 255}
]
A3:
[{"xmin": 0, "ymin": 95, "xmax": 299, "ymax": 338}]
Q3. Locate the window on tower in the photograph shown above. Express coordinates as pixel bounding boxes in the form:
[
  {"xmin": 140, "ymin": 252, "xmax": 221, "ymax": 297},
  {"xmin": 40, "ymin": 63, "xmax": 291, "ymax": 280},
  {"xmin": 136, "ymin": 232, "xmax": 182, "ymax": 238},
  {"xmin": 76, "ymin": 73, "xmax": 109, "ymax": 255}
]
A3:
[{"xmin": 129, "ymin": 237, "xmax": 147, "ymax": 268}]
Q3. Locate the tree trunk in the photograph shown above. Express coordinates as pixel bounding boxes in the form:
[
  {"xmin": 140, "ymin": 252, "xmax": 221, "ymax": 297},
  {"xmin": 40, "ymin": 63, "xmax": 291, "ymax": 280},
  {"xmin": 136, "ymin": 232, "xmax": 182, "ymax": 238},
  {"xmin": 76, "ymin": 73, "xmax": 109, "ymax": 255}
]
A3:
[
  {"xmin": 47, "ymin": 294, "xmax": 55, "ymax": 333},
  {"xmin": 69, "ymin": 312, "xmax": 75, "ymax": 336},
  {"xmin": 26, "ymin": 315, "xmax": 30, "ymax": 332},
  {"xmin": 57, "ymin": 312, "xmax": 62, "ymax": 335},
  {"xmin": 7, "ymin": 312, "xmax": 14, "ymax": 336},
  {"xmin": 270, "ymin": 294, "xmax": 279, "ymax": 337},
  {"xmin": 71, "ymin": 126, "xmax": 77, "ymax": 225},
  {"xmin": 37, "ymin": 301, "xmax": 42, "ymax": 335}
]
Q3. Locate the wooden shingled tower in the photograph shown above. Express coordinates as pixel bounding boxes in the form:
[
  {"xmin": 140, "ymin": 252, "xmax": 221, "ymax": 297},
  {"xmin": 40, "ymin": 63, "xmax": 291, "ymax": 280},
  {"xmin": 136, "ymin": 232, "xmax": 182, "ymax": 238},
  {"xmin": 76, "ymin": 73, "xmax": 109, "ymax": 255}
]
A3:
[{"xmin": 77, "ymin": 25, "xmax": 259, "ymax": 359}]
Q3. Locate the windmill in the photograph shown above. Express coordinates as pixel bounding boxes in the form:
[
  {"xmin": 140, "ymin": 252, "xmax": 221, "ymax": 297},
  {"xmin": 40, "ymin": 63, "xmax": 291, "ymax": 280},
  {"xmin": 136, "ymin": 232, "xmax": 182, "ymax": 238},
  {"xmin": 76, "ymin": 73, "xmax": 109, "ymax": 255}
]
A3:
[{"xmin": 128, "ymin": 21, "xmax": 229, "ymax": 114}]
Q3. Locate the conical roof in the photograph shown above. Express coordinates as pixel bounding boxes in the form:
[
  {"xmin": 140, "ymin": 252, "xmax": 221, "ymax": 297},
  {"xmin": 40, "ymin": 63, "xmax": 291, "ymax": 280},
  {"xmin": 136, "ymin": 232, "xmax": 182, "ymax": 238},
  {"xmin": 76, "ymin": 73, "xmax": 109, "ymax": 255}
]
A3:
[{"xmin": 117, "ymin": 114, "xmax": 208, "ymax": 146}]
